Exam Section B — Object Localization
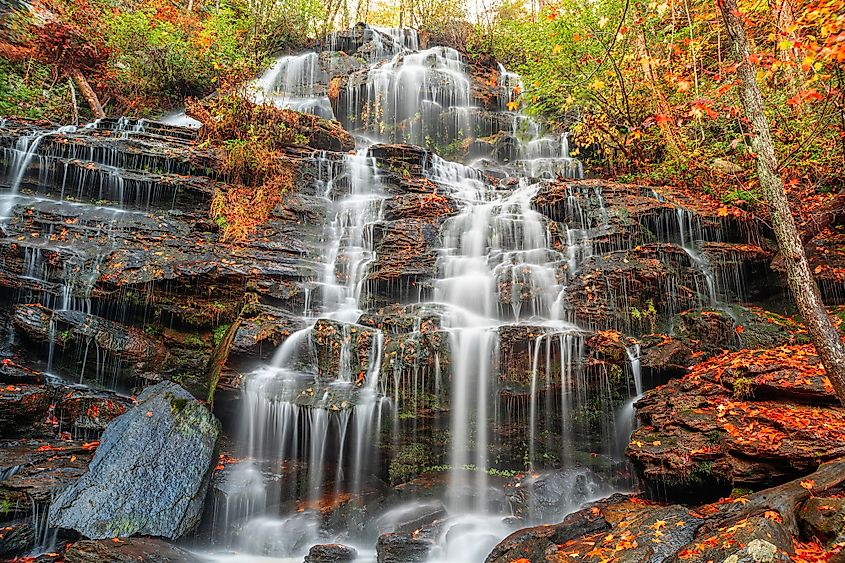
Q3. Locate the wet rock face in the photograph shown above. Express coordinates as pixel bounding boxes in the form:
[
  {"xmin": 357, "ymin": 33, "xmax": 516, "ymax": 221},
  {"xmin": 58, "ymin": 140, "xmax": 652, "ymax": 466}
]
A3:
[
  {"xmin": 13, "ymin": 304, "xmax": 167, "ymax": 375},
  {"xmin": 0, "ymin": 384, "xmax": 50, "ymax": 436},
  {"xmin": 49, "ymin": 381, "xmax": 220, "ymax": 540},
  {"xmin": 627, "ymin": 344, "xmax": 845, "ymax": 501},
  {"xmin": 63, "ymin": 537, "xmax": 202, "ymax": 563},
  {"xmin": 799, "ymin": 496, "xmax": 845, "ymax": 544},
  {"xmin": 485, "ymin": 507, "xmax": 611, "ymax": 563},
  {"xmin": 0, "ymin": 438, "xmax": 95, "ymax": 558},
  {"xmin": 376, "ymin": 531, "xmax": 433, "ymax": 563},
  {"xmin": 504, "ymin": 470, "xmax": 607, "ymax": 522},
  {"xmin": 489, "ymin": 491, "xmax": 808, "ymax": 563},
  {"xmin": 565, "ymin": 243, "xmax": 703, "ymax": 333},
  {"xmin": 0, "ymin": 439, "xmax": 95, "ymax": 505},
  {"xmin": 674, "ymin": 306, "xmax": 802, "ymax": 355},
  {"xmin": 665, "ymin": 515, "xmax": 793, "ymax": 563},
  {"xmin": 304, "ymin": 543, "xmax": 359, "ymax": 562},
  {"xmin": 230, "ymin": 303, "xmax": 307, "ymax": 360},
  {"xmin": 313, "ymin": 319, "xmax": 379, "ymax": 380},
  {"xmin": 54, "ymin": 386, "xmax": 132, "ymax": 439}
]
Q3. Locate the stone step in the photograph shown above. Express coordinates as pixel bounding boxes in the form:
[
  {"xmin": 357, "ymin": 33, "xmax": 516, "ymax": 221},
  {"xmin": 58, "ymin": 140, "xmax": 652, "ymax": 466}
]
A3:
[{"xmin": 0, "ymin": 154, "xmax": 214, "ymax": 211}]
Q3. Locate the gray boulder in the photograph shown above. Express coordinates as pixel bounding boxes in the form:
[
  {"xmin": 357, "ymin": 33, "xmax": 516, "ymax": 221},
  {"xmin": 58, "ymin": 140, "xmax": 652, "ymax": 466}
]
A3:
[{"xmin": 48, "ymin": 381, "xmax": 220, "ymax": 539}]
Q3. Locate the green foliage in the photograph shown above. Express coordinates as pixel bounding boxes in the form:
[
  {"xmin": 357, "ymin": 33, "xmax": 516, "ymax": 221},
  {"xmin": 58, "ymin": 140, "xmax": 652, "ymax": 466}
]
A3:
[
  {"xmin": 213, "ymin": 324, "xmax": 231, "ymax": 346},
  {"xmin": 467, "ymin": 0, "xmax": 844, "ymax": 195},
  {"xmin": 188, "ymin": 94, "xmax": 300, "ymax": 240},
  {"xmin": 0, "ymin": 0, "xmax": 327, "ymax": 119},
  {"xmin": 103, "ymin": 3, "xmax": 257, "ymax": 109},
  {"xmin": 733, "ymin": 376, "xmax": 755, "ymax": 400},
  {"xmin": 630, "ymin": 299, "xmax": 657, "ymax": 332},
  {"xmin": 0, "ymin": 60, "xmax": 72, "ymax": 120}
]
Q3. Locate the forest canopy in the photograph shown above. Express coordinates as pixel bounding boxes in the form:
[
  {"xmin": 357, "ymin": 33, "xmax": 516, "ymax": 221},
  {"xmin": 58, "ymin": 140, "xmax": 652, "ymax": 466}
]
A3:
[{"xmin": 0, "ymin": 0, "xmax": 843, "ymax": 195}]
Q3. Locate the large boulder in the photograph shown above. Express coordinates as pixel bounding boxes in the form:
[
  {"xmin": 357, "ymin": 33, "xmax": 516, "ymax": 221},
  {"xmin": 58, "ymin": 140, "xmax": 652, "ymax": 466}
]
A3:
[
  {"xmin": 48, "ymin": 381, "xmax": 220, "ymax": 539},
  {"xmin": 485, "ymin": 507, "xmax": 611, "ymax": 563},
  {"xmin": 304, "ymin": 543, "xmax": 359, "ymax": 562},
  {"xmin": 376, "ymin": 531, "xmax": 433, "ymax": 563},
  {"xmin": 798, "ymin": 496, "xmax": 845, "ymax": 545}
]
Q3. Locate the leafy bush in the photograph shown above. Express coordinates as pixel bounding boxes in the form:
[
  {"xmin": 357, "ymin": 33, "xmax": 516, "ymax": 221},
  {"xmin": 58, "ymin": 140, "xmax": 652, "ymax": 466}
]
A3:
[{"xmin": 188, "ymin": 94, "xmax": 300, "ymax": 241}]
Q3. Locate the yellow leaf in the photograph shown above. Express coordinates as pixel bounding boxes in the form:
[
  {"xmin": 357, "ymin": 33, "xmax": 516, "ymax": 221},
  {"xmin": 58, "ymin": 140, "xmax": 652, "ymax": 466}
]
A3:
[
  {"xmin": 598, "ymin": 16, "xmax": 610, "ymax": 28},
  {"xmin": 652, "ymin": 519, "xmax": 667, "ymax": 530},
  {"xmin": 777, "ymin": 39, "xmax": 793, "ymax": 50},
  {"xmin": 717, "ymin": 205, "xmax": 729, "ymax": 217},
  {"xmin": 801, "ymin": 479, "xmax": 815, "ymax": 491},
  {"xmin": 507, "ymin": 101, "xmax": 519, "ymax": 111},
  {"xmin": 553, "ymin": 44, "xmax": 564, "ymax": 55}
]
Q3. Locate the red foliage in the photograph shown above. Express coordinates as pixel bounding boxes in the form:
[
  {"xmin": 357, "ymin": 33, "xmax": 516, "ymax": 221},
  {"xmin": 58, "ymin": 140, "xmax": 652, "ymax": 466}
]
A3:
[{"xmin": 28, "ymin": 0, "xmax": 111, "ymax": 73}]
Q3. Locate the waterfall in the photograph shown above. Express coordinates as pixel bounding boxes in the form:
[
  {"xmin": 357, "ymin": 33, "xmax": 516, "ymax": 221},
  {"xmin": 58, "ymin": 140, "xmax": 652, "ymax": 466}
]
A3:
[
  {"xmin": 1, "ymin": 125, "xmax": 77, "ymax": 222},
  {"xmin": 193, "ymin": 25, "xmax": 633, "ymax": 561},
  {"xmin": 0, "ymin": 23, "xmax": 762, "ymax": 563}
]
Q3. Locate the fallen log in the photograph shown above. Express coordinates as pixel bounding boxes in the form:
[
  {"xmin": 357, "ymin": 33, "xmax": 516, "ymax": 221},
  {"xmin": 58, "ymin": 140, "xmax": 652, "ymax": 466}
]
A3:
[{"xmin": 698, "ymin": 456, "xmax": 845, "ymax": 537}]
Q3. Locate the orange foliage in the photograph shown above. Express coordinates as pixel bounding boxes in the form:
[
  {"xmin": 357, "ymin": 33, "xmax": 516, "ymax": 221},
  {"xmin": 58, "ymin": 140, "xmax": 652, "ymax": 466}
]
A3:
[{"xmin": 793, "ymin": 539, "xmax": 839, "ymax": 562}]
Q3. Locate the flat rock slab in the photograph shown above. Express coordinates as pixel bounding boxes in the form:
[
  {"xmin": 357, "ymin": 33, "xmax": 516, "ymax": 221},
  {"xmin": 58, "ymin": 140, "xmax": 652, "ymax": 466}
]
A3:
[
  {"xmin": 627, "ymin": 344, "xmax": 845, "ymax": 500},
  {"xmin": 64, "ymin": 537, "xmax": 202, "ymax": 563},
  {"xmin": 48, "ymin": 381, "xmax": 220, "ymax": 539}
]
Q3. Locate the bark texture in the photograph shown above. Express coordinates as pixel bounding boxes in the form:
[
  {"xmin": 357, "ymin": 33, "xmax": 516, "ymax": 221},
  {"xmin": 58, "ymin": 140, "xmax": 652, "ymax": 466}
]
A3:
[
  {"xmin": 69, "ymin": 68, "xmax": 106, "ymax": 119},
  {"xmin": 719, "ymin": 0, "xmax": 845, "ymax": 404}
]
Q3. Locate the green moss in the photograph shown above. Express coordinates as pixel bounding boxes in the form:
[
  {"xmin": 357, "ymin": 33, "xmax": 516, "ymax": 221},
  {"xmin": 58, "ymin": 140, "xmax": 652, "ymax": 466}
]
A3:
[
  {"xmin": 707, "ymin": 430, "xmax": 725, "ymax": 444},
  {"xmin": 212, "ymin": 324, "xmax": 231, "ymax": 346},
  {"xmin": 181, "ymin": 333, "xmax": 208, "ymax": 349},
  {"xmin": 389, "ymin": 442, "xmax": 433, "ymax": 484},
  {"xmin": 168, "ymin": 394, "xmax": 190, "ymax": 414},
  {"xmin": 733, "ymin": 376, "xmax": 754, "ymax": 400},
  {"xmin": 730, "ymin": 487, "xmax": 753, "ymax": 498}
]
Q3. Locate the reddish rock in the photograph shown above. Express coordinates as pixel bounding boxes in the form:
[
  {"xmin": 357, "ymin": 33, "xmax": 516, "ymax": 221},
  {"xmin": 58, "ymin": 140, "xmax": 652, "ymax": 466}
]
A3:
[
  {"xmin": 64, "ymin": 537, "xmax": 201, "ymax": 563},
  {"xmin": 0, "ymin": 384, "xmax": 51, "ymax": 436},
  {"xmin": 628, "ymin": 344, "xmax": 845, "ymax": 500}
]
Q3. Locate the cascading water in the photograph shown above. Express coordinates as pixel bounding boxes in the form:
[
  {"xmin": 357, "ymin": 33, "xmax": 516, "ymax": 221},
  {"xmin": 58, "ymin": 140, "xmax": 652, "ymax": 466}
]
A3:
[
  {"xmin": 0, "ymin": 23, "xmax": 758, "ymax": 563},
  {"xmin": 194, "ymin": 26, "xmax": 640, "ymax": 562}
]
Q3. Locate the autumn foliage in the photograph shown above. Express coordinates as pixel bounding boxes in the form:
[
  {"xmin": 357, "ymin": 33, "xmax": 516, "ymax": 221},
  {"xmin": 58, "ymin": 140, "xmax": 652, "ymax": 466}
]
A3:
[
  {"xmin": 473, "ymin": 0, "xmax": 845, "ymax": 201},
  {"xmin": 186, "ymin": 95, "xmax": 300, "ymax": 241}
]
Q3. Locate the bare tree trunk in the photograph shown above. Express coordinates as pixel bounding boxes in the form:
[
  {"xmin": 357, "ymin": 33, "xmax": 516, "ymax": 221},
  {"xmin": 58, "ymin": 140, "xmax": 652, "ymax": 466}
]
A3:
[
  {"xmin": 633, "ymin": 13, "xmax": 685, "ymax": 160},
  {"xmin": 719, "ymin": 0, "xmax": 845, "ymax": 404},
  {"xmin": 67, "ymin": 77, "xmax": 79, "ymax": 126},
  {"xmin": 69, "ymin": 68, "xmax": 105, "ymax": 119},
  {"xmin": 771, "ymin": 0, "xmax": 803, "ymax": 96}
]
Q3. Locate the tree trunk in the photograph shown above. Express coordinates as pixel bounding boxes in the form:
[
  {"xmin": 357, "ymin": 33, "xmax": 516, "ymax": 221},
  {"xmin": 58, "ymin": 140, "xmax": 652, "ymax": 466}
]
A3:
[
  {"xmin": 205, "ymin": 318, "xmax": 242, "ymax": 407},
  {"xmin": 68, "ymin": 68, "xmax": 105, "ymax": 119},
  {"xmin": 67, "ymin": 77, "xmax": 79, "ymax": 126},
  {"xmin": 771, "ymin": 0, "xmax": 803, "ymax": 97},
  {"xmin": 698, "ymin": 457, "xmax": 845, "ymax": 537},
  {"xmin": 718, "ymin": 0, "xmax": 845, "ymax": 404}
]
